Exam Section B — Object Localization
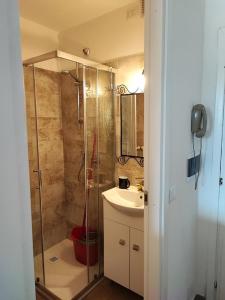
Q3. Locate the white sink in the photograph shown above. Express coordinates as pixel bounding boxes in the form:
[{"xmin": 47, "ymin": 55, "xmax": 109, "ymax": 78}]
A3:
[{"xmin": 102, "ymin": 186, "xmax": 144, "ymax": 214}]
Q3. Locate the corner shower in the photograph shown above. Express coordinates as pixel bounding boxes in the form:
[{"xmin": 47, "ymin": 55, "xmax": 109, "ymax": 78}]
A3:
[{"xmin": 23, "ymin": 50, "xmax": 115, "ymax": 300}]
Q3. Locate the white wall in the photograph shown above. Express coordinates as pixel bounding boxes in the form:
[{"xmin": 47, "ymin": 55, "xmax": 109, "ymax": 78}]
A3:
[
  {"xmin": 108, "ymin": 53, "xmax": 144, "ymax": 90},
  {"xmin": 164, "ymin": 1, "xmax": 205, "ymax": 299},
  {"xmin": 58, "ymin": 3, "xmax": 144, "ymax": 62},
  {"xmin": 0, "ymin": 1, "xmax": 35, "ymax": 299},
  {"xmin": 20, "ymin": 3, "xmax": 143, "ymax": 63},
  {"xmin": 197, "ymin": 1, "xmax": 225, "ymax": 298},
  {"xmin": 20, "ymin": 17, "xmax": 58, "ymax": 60}
]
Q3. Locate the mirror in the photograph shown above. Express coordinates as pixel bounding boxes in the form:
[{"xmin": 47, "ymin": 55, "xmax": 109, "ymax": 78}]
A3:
[{"xmin": 120, "ymin": 93, "xmax": 144, "ymax": 158}]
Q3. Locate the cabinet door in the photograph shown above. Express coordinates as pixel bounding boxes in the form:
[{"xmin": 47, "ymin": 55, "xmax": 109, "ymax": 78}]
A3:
[
  {"xmin": 104, "ymin": 219, "xmax": 129, "ymax": 288},
  {"xmin": 130, "ymin": 228, "xmax": 144, "ymax": 296}
]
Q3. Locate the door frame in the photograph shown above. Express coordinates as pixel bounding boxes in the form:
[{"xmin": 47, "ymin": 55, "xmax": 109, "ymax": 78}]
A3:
[
  {"xmin": 144, "ymin": 0, "xmax": 167, "ymax": 299},
  {"xmin": 215, "ymin": 83, "xmax": 225, "ymax": 300},
  {"xmin": 3, "ymin": 0, "xmax": 168, "ymax": 299},
  {"xmin": 206, "ymin": 27, "xmax": 225, "ymax": 299}
]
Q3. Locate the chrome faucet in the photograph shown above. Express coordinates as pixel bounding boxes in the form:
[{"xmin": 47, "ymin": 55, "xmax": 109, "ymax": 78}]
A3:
[{"xmin": 135, "ymin": 177, "xmax": 144, "ymax": 191}]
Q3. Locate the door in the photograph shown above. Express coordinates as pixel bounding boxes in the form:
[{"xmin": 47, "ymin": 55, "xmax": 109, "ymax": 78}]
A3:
[
  {"xmin": 215, "ymin": 86, "xmax": 225, "ymax": 300},
  {"xmin": 130, "ymin": 228, "xmax": 144, "ymax": 296},
  {"xmin": 23, "ymin": 65, "xmax": 45, "ymax": 285},
  {"xmin": 104, "ymin": 219, "xmax": 130, "ymax": 288},
  {"xmin": 84, "ymin": 66, "xmax": 100, "ymax": 282},
  {"xmin": 85, "ymin": 67, "xmax": 115, "ymax": 282}
]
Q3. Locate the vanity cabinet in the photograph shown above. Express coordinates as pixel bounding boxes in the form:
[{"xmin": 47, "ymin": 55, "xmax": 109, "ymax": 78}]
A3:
[
  {"xmin": 104, "ymin": 199, "xmax": 144, "ymax": 296},
  {"xmin": 104, "ymin": 219, "xmax": 130, "ymax": 288},
  {"xmin": 130, "ymin": 227, "xmax": 144, "ymax": 295}
]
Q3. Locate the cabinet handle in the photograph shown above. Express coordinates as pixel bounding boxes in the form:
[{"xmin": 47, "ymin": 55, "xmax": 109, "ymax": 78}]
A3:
[
  {"xmin": 119, "ymin": 239, "xmax": 126, "ymax": 246},
  {"xmin": 133, "ymin": 244, "xmax": 140, "ymax": 251}
]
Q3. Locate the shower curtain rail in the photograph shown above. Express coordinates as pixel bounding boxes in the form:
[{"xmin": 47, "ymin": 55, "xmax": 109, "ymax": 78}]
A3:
[{"xmin": 23, "ymin": 50, "xmax": 117, "ymax": 73}]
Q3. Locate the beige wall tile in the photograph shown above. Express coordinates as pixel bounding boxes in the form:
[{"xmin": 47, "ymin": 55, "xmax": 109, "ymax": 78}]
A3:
[
  {"xmin": 24, "ymin": 66, "xmax": 67, "ymax": 253},
  {"xmin": 35, "ymin": 68, "xmax": 60, "ymax": 95}
]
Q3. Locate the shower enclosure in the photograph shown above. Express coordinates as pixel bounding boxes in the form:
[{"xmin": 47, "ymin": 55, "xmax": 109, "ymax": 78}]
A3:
[{"xmin": 23, "ymin": 50, "xmax": 115, "ymax": 300}]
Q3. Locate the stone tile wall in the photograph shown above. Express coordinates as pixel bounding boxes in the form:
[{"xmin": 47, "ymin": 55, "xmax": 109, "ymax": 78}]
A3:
[
  {"xmin": 60, "ymin": 71, "xmax": 85, "ymax": 231},
  {"xmin": 24, "ymin": 66, "xmax": 67, "ymax": 253}
]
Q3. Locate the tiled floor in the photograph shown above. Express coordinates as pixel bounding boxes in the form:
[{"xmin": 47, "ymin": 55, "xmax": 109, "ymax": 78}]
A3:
[
  {"xmin": 35, "ymin": 240, "xmax": 142, "ymax": 300},
  {"xmin": 84, "ymin": 278, "xmax": 143, "ymax": 300},
  {"xmin": 35, "ymin": 239, "xmax": 88, "ymax": 300},
  {"xmin": 36, "ymin": 278, "xmax": 142, "ymax": 300}
]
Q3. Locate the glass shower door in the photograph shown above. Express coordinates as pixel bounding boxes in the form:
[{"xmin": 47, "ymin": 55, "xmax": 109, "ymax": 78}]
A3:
[
  {"xmin": 34, "ymin": 60, "xmax": 89, "ymax": 299},
  {"xmin": 84, "ymin": 67, "xmax": 115, "ymax": 282},
  {"xmin": 84, "ymin": 66, "xmax": 100, "ymax": 282},
  {"xmin": 23, "ymin": 65, "xmax": 45, "ymax": 285},
  {"xmin": 24, "ymin": 56, "xmax": 115, "ymax": 299},
  {"xmin": 97, "ymin": 69, "xmax": 115, "ymax": 275}
]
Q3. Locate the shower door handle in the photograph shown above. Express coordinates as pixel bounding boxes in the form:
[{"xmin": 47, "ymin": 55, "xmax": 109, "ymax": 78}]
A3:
[
  {"xmin": 77, "ymin": 85, "xmax": 80, "ymax": 126},
  {"xmin": 77, "ymin": 86, "xmax": 83, "ymax": 127},
  {"xmin": 33, "ymin": 169, "xmax": 42, "ymax": 189}
]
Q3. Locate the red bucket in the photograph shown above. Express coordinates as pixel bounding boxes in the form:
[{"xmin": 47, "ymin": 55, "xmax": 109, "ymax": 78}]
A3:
[{"xmin": 71, "ymin": 226, "xmax": 98, "ymax": 266}]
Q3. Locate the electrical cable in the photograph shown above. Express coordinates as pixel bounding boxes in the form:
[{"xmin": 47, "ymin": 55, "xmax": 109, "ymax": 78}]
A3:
[
  {"xmin": 192, "ymin": 134, "xmax": 202, "ymax": 190},
  {"xmin": 195, "ymin": 137, "xmax": 202, "ymax": 190},
  {"xmin": 192, "ymin": 134, "xmax": 197, "ymax": 189}
]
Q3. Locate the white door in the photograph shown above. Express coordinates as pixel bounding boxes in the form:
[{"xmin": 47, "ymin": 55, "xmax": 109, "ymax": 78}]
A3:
[
  {"xmin": 104, "ymin": 219, "xmax": 130, "ymax": 288},
  {"xmin": 215, "ymin": 81, "xmax": 225, "ymax": 300},
  {"xmin": 130, "ymin": 228, "xmax": 144, "ymax": 296}
]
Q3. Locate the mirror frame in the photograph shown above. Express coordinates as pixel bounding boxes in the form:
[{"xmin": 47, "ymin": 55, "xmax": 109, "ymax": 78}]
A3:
[{"xmin": 120, "ymin": 92, "xmax": 144, "ymax": 160}]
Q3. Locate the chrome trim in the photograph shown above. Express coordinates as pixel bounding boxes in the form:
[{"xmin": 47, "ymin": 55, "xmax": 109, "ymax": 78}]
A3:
[{"xmin": 23, "ymin": 50, "xmax": 117, "ymax": 73}]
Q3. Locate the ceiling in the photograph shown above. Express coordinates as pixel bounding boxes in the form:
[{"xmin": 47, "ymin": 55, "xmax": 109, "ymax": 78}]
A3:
[{"xmin": 19, "ymin": 0, "xmax": 137, "ymax": 32}]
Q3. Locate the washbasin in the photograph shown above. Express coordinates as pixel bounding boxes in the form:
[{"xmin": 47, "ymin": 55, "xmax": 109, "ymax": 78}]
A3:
[{"xmin": 102, "ymin": 186, "xmax": 144, "ymax": 214}]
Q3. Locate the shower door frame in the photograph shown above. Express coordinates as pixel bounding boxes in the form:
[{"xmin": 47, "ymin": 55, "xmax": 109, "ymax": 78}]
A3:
[
  {"xmin": 23, "ymin": 50, "xmax": 116, "ymax": 73},
  {"xmin": 83, "ymin": 65, "xmax": 100, "ymax": 283},
  {"xmin": 24, "ymin": 51, "xmax": 116, "ymax": 299},
  {"xmin": 83, "ymin": 65, "xmax": 116, "ymax": 283},
  {"xmin": 31, "ymin": 65, "xmax": 46, "ymax": 286}
]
